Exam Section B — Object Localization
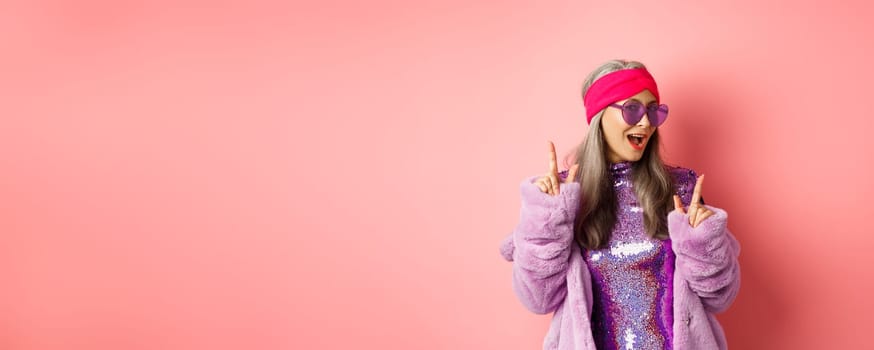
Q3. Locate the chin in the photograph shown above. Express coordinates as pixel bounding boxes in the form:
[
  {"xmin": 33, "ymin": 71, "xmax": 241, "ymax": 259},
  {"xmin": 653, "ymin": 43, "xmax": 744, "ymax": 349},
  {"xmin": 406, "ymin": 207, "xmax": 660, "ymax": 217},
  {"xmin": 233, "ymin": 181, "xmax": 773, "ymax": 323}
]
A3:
[{"xmin": 624, "ymin": 153, "xmax": 644, "ymax": 162}]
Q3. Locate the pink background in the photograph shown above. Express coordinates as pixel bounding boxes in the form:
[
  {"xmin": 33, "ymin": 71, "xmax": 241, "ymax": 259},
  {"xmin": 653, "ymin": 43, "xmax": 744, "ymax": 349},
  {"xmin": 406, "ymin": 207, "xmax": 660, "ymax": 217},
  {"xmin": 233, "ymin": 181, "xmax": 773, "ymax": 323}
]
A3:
[{"xmin": 2, "ymin": 0, "xmax": 872, "ymax": 349}]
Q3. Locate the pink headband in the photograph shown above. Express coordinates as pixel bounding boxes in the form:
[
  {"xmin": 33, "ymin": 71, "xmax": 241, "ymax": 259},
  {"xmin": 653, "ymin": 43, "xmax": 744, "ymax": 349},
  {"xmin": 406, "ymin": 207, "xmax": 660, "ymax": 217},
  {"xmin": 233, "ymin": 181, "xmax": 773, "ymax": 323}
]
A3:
[{"xmin": 583, "ymin": 68, "xmax": 660, "ymax": 124}]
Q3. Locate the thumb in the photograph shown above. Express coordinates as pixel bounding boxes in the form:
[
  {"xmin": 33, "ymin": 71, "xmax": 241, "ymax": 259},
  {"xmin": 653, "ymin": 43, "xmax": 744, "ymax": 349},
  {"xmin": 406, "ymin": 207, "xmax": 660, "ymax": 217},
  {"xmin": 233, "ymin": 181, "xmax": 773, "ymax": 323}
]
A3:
[
  {"xmin": 673, "ymin": 195, "xmax": 685, "ymax": 214},
  {"xmin": 565, "ymin": 163, "xmax": 580, "ymax": 183}
]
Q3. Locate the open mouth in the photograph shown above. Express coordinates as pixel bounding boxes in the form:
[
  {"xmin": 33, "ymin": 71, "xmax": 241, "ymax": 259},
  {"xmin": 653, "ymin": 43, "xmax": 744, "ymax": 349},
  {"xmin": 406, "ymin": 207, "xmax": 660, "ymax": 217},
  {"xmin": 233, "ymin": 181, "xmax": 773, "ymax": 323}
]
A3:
[{"xmin": 627, "ymin": 134, "xmax": 646, "ymax": 150}]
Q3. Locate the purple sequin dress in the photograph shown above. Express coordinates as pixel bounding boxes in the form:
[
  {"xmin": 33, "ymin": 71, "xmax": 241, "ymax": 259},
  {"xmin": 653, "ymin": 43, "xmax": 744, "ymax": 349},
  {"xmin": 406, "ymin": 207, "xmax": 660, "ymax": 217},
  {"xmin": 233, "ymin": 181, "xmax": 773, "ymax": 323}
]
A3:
[{"xmin": 582, "ymin": 161, "xmax": 675, "ymax": 350}]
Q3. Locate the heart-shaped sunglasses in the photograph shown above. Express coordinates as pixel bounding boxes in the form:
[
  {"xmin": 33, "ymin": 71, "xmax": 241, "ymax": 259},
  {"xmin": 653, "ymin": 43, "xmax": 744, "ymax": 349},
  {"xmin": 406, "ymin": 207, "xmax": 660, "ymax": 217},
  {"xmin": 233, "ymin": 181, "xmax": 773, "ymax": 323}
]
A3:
[{"xmin": 608, "ymin": 100, "xmax": 669, "ymax": 127}]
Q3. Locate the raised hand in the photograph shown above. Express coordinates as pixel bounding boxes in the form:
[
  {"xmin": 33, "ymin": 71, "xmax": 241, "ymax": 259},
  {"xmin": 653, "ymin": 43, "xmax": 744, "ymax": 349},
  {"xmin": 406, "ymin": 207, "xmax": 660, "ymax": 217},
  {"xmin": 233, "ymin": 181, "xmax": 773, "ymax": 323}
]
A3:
[
  {"xmin": 534, "ymin": 141, "xmax": 580, "ymax": 196},
  {"xmin": 672, "ymin": 174, "xmax": 714, "ymax": 228}
]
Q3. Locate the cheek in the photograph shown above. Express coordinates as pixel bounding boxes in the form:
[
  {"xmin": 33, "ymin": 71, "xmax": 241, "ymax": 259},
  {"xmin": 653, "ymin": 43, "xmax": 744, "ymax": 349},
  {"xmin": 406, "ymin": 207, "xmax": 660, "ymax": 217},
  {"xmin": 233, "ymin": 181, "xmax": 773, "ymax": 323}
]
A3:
[{"xmin": 601, "ymin": 114, "xmax": 628, "ymax": 148}]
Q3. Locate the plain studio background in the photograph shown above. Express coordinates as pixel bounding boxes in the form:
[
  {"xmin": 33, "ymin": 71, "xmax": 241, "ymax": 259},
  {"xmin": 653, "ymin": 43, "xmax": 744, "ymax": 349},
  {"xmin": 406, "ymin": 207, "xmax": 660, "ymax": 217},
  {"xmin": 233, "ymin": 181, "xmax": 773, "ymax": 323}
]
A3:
[{"xmin": 1, "ymin": 0, "xmax": 872, "ymax": 349}]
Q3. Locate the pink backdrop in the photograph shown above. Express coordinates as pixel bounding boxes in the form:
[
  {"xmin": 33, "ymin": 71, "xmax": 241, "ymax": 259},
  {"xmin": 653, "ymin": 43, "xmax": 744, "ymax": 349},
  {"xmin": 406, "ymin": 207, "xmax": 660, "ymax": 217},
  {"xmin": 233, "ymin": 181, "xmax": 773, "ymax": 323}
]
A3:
[{"xmin": 2, "ymin": 0, "xmax": 872, "ymax": 349}]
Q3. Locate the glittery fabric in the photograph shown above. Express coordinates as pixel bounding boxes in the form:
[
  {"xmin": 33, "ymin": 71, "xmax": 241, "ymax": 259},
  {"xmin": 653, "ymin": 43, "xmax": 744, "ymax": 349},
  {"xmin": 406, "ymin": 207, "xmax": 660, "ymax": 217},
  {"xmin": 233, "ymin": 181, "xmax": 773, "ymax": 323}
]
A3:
[
  {"xmin": 583, "ymin": 161, "xmax": 675, "ymax": 350},
  {"xmin": 499, "ymin": 164, "xmax": 739, "ymax": 349}
]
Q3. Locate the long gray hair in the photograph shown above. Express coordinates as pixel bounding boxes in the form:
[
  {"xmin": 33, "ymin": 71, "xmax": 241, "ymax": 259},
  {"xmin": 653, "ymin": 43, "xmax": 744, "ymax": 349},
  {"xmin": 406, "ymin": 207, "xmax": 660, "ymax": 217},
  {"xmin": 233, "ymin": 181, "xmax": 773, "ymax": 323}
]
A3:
[{"xmin": 566, "ymin": 59, "xmax": 675, "ymax": 250}]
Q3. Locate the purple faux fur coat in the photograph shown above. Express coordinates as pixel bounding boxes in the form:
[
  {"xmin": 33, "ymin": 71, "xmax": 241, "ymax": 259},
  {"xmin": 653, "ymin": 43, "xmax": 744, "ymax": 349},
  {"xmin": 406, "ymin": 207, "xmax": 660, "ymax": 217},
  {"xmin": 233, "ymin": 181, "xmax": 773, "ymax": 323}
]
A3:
[{"xmin": 499, "ymin": 168, "xmax": 741, "ymax": 349}]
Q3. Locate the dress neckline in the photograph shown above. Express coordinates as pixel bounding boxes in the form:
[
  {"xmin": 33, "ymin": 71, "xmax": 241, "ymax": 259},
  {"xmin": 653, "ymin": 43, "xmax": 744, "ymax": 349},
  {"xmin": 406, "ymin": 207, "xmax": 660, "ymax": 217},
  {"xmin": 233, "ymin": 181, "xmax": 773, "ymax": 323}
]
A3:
[{"xmin": 609, "ymin": 160, "xmax": 634, "ymax": 174}]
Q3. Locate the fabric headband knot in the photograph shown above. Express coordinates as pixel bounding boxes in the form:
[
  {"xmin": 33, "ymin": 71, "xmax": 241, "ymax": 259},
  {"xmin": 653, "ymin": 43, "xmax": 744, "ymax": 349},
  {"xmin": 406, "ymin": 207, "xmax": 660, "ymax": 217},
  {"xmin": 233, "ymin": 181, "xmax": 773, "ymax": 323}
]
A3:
[{"xmin": 583, "ymin": 68, "xmax": 660, "ymax": 125}]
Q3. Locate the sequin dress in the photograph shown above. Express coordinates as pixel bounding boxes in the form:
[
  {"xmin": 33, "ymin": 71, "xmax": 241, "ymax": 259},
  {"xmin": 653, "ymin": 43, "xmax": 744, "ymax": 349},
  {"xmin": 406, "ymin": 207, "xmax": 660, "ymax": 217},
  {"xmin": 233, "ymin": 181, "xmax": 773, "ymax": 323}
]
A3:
[{"xmin": 583, "ymin": 161, "xmax": 675, "ymax": 350}]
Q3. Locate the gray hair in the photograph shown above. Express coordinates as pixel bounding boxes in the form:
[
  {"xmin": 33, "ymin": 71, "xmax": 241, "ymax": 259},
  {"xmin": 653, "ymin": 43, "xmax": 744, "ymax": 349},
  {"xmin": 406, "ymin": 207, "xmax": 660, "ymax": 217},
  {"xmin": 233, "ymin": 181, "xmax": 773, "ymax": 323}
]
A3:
[{"xmin": 568, "ymin": 59, "xmax": 674, "ymax": 249}]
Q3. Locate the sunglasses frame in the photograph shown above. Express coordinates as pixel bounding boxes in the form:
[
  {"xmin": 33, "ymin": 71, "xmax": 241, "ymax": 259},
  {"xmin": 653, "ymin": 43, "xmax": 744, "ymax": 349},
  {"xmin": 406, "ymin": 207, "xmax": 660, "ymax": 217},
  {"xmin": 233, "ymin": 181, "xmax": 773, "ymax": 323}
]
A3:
[{"xmin": 608, "ymin": 100, "xmax": 669, "ymax": 127}]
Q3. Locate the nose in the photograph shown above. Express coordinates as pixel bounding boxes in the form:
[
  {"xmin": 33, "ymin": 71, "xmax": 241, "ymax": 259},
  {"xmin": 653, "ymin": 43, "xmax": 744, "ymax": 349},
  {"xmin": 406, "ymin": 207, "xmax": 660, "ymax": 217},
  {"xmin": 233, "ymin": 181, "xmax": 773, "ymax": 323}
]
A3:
[{"xmin": 636, "ymin": 114, "xmax": 652, "ymax": 128}]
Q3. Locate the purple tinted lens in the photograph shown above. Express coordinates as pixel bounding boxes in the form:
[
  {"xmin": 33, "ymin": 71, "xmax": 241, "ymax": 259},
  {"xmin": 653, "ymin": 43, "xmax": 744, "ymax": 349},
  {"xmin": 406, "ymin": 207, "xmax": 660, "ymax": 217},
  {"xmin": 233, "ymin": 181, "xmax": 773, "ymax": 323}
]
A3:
[
  {"xmin": 646, "ymin": 104, "xmax": 668, "ymax": 126},
  {"xmin": 621, "ymin": 101, "xmax": 645, "ymax": 125}
]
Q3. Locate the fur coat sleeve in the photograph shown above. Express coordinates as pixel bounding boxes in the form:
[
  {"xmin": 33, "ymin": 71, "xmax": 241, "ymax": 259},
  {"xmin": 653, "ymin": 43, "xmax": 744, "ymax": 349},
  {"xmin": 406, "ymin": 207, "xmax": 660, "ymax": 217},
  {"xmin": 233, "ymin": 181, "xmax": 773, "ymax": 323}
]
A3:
[
  {"xmin": 668, "ymin": 205, "xmax": 741, "ymax": 314},
  {"xmin": 499, "ymin": 173, "xmax": 581, "ymax": 314}
]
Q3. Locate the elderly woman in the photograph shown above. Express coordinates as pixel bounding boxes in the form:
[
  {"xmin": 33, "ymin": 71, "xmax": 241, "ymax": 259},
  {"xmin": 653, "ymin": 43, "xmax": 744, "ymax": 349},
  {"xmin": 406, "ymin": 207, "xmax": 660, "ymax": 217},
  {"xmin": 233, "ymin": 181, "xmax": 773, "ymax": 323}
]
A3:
[{"xmin": 500, "ymin": 59, "xmax": 741, "ymax": 350}]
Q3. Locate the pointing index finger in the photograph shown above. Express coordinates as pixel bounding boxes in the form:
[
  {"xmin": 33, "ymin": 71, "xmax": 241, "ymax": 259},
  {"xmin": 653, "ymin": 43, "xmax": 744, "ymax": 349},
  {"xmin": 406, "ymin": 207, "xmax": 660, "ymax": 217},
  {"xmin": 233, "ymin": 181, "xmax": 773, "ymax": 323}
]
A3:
[{"xmin": 548, "ymin": 141, "xmax": 558, "ymax": 175}]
